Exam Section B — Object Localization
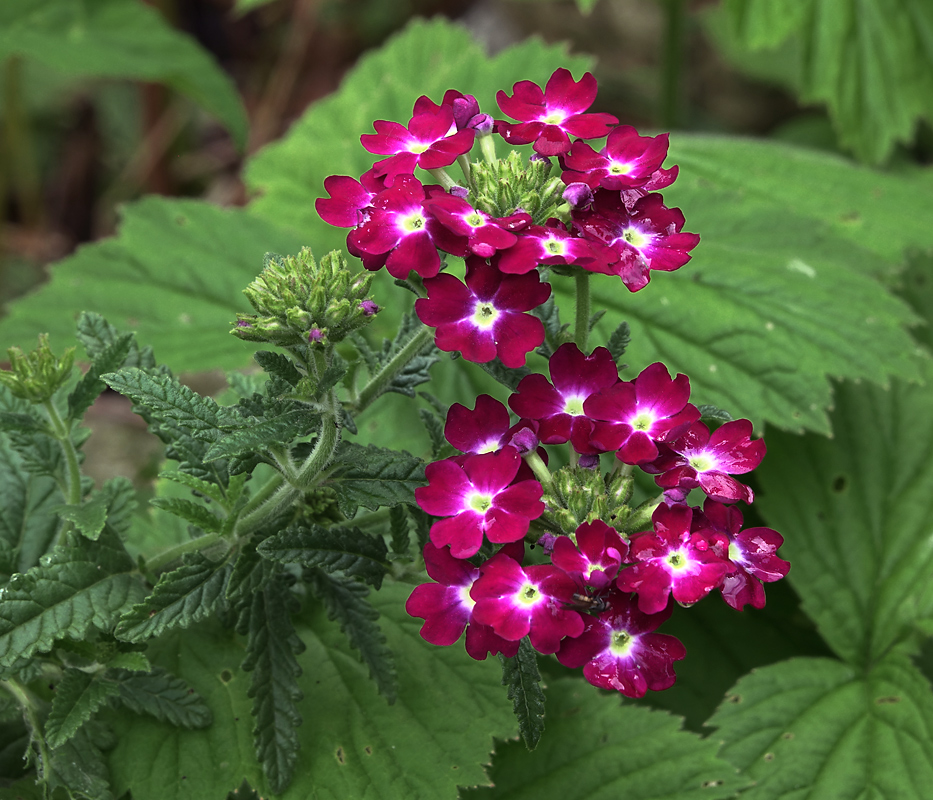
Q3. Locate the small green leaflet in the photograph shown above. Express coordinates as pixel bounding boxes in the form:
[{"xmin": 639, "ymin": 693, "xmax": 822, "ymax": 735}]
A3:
[
  {"xmin": 322, "ymin": 442, "xmax": 426, "ymax": 518},
  {"xmin": 66, "ymin": 331, "xmax": 134, "ymax": 421},
  {"xmin": 0, "ymin": 0, "xmax": 247, "ymax": 147},
  {"xmin": 0, "ymin": 530, "xmax": 143, "ymax": 668},
  {"xmin": 45, "ymin": 668, "xmax": 121, "ymax": 749},
  {"xmin": 55, "ymin": 492, "xmax": 109, "ymax": 541},
  {"xmin": 112, "ymin": 666, "xmax": 212, "ymax": 729},
  {"xmin": 48, "ymin": 721, "xmax": 115, "ymax": 800},
  {"xmin": 499, "ymin": 638, "xmax": 546, "ymax": 750},
  {"xmin": 709, "ymin": 653, "xmax": 933, "ymax": 799}
]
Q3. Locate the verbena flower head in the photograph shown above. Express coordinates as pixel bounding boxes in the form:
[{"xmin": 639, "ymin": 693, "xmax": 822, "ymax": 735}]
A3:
[
  {"xmin": 415, "ymin": 256, "xmax": 551, "ymax": 368},
  {"xmin": 425, "ymin": 194, "xmax": 531, "ymax": 258},
  {"xmin": 556, "ymin": 591, "xmax": 685, "ymax": 696},
  {"xmin": 550, "ymin": 519, "xmax": 629, "ymax": 590},
  {"xmin": 496, "ymin": 68, "xmax": 618, "ymax": 156},
  {"xmin": 414, "ymin": 448, "xmax": 544, "ymax": 558},
  {"xmin": 444, "ymin": 394, "xmax": 540, "ymax": 458},
  {"xmin": 496, "ymin": 220, "xmax": 618, "ymax": 275},
  {"xmin": 561, "ymin": 125, "xmax": 676, "ymax": 191}
]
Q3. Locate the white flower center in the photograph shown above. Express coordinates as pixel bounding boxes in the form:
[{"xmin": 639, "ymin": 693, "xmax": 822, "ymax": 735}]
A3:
[
  {"xmin": 564, "ymin": 396, "xmax": 586, "ymax": 416},
  {"xmin": 688, "ymin": 453, "xmax": 716, "ymax": 473},
  {"xmin": 622, "ymin": 226, "xmax": 650, "ymax": 249},
  {"xmin": 400, "ymin": 211, "xmax": 426, "ymax": 233},
  {"xmin": 630, "ymin": 411, "xmax": 654, "ymax": 432},
  {"xmin": 609, "ymin": 629, "xmax": 634, "ymax": 656},
  {"xmin": 467, "ymin": 492, "xmax": 493, "ymax": 514},
  {"xmin": 472, "ymin": 301, "xmax": 499, "ymax": 329}
]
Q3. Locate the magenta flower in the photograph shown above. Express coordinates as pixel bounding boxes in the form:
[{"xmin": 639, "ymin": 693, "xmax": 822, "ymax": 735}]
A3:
[
  {"xmin": 550, "ymin": 520, "xmax": 629, "ymax": 591},
  {"xmin": 698, "ymin": 500, "xmax": 790, "ymax": 610},
  {"xmin": 444, "ymin": 393, "xmax": 539, "ymax": 457},
  {"xmin": 650, "ymin": 419, "xmax": 767, "ymax": 504},
  {"xmin": 414, "ymin": 449, "xmax": 544, "ymax": 559},
  {"xmin": 508, "ymin": 343, "xmax": 619, "ymax": 454},
  {"xmin": 470, "ymin": 549, "xmax": 585, "ymax": 654},
  {"xmin": 560, "ymin": 126, "xmax": 676, "ymax": 192},
  {"xmin": 616, "ymin": 503, "xmax": 733, "ymax": 615},
  {"xmin": 496, "ymin": 220, "xmax": 619, "ymax": 275},
  {"xmin": 315, "ymin": 172, "xmax": 380, "ymax": 228},
  {"xmin": 414, "ymin": 90, "xmax": 484, "ymax": 132},
  {"xmin": 405, "ymin": 542, "xmax": 519, "ymax": 660},
  {"xmin": 556, "ymin": 590, "xmax": 685, "ymax": 697},
  {"xmin": 361, "ymin": 106, "xmax": 475, "ymax": 184},
  {"xmin": 496, "ymin": 68, "xmax": 618, "ymax": 156},
  {"xmin": 585, "ymin": 362, "xmax": 700, "ymax": 464},
  {"xmin": 572, "ymin": 190, "xmax": 700, "ymax": 292},
  {"xmin": 425, "ymin": 194, "xmax": 531, "ymax": 258},
  {"xmin": 415, "ymin": 256, "xmax": 551, "ymax": 368},
  {"xmin": 348, "ymin": 175, "xmax": 464, "ymax": 279}
]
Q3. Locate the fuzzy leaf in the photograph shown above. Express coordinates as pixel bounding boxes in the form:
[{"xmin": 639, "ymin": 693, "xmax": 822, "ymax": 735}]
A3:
[
  {"xmin": 0, "ymin": 530, "xmax": 142, "ymax": 668},
  {"xmin": 323, "ymin": 442, "xmax": 426, "ymax": 518},
  {"xmin": 388, "ymin": 504, "xmax": 411, "ymax": 558},
  {"xmin": 305, "ymin": 569, "xmax": 397, "ymax": 704},
  {"xmin": 75, "ymin": 312, "xmax": 155, "ymax": 369},
  {"xmin": 708, "ymin": 654, "xmax": 933, "ymax": 799},
  {"xmin": 157, "ymin": 468, "xmax": 226, "ymax": 506},
  {"xmin": 257, "ymin": 524, "xmax": 389, "ymax": 589},
  {"xmin": 45, "ymin": 668, "xmax": 120, "ymax": 749},
  {"xmin": 149, "ymin": 497, "xmax": 223, "ymax": 534},
  {"xmin": 48, "ymin": 721, "xmax": 114, "ymax": 800},
  {"xmin": 0, "ymin": 198, "xmax": 305, "ymax": 372},
  {"xmin": 55, "ymin": 492, "xmax": 109, "ymax": 541},
  {"xmin": 240, "ymin": 578, "xmax": 305, "ymax": 795},
  {"xmin": 203, "ymin": 408, "xmax": 318, "ymax": 462},
  {"xmin": 112, "ymin": 666, "xmax": 212, "ymax": 729},
  {"xmin": 67, "ymin": 332, "xmax": 134, "ymax": 421},
  {"xmin": 499, "ymin": 638, "xmax": 545, "ymax": 751},
  {"xmin": 251, "ymin": 350, "xmax": 301, "ymax": 387},
  {"xmin": 606, "ymin": 320, "xmax": 631, "ymax": 365},
  {"xmin": 115, "ymin": 553, "xmax": 229, "ymax": 643},
  {"xmin": 225, "ymin": 540, "xmax": 269, "ymax": 604},
  {"xmin": 0, "ymin": 0, "xmax": 247, "ymax": 147},
  {"xmin": 466, "ymin": 678, "xmax": 746, "ymax": 800}
]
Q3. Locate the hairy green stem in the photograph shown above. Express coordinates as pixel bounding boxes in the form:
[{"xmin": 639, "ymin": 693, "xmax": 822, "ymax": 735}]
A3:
[
  {"xmin": 3, "ymin": 678, "xmax": 51, "ymax": 781},
  {"xmin": 523, "ymin": 450, "xmax": 553, "ymax": 490},
  {"xmin": 145, "ymin": 532, "xmax": 226, "ymax": 573},
  {"xmin": 237, "ymin": 471, "xmax": 285, "ymax": 521},
  {"xmin": 42, "ymin": 400, "xmax": 81, "ymax": 507},
  {"xmin": 354, "ymin": 324, "xmax": 433, "ymax": 412},
  {"xmin": 621, "ymin": 493, "xmax": 665, "ymax": 534},
  {"xmin": 574, "ymin": 271, "xmax": 591, "ymax": 351}
]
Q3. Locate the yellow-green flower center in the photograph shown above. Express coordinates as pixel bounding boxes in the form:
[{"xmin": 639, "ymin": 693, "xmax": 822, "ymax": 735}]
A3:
[{"xmin": 472, "ymin": 301, "xmax": 499, "ymax": 329}]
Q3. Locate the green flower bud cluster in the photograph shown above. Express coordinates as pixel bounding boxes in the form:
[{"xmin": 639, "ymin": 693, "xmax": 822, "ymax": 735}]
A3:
[
  {"xmin": 232, "ymin": 247, "xmax": 377, "ymax": 347},
  {"xmin": 469, "ymin": 151, "xmax": 567, "ymax": 225},
  {"xmin": 0, "ymin": 334, "xmax": 75, "ymax": 403},
  {"xmin": 537, "ymin": 464, "xmax": 641, "ymax": 539}
]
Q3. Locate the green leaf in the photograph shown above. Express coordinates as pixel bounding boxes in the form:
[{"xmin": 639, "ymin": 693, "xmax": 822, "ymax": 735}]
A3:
[
  {"xmin": 721, "ymin": 0, "xmax": 809, "ymax": 49},
  {"xmin": 149, "ymin": 497, "xmax": 223, "ymax": 534},
  {"xmin": 56, "ymin": 492, "xmax": 109, "ymax": 541},
  {"xmin": 45, "ymin": 668, "xmax": 120, "ymax": 749},
  {"xmin": 0, "ymin": 0, "xmax": 247, "ymax": 147},
  {"xmin": 305, "ymin": 569, "xmax": 397, "ymax": 704},
  {"xmin": 112, "ymin": 666, "xmax": 212, "ymax": 729},
  {"xmin": 589, "ymin": 134, "xmax": 929, "ymax": 434},
  {"xmin": 105, "ymin": 651, "xmax": 151, "ymax": 673},
  {"xmin": 251, "ymin": 350, "xmax": 301, "ymax": 387},
  {"xmin": 157, "ymin": 468, "xmax": 226, "ymax": 506},
  {"xmin": 606, "ymin": 320, "xmax": 630, "ymax": 365},
  {"xmin": 103, "ymin": 368, "xmax": 233, "ymax": 438},
  {"xmin": 225, "ymin": 779, "xmax": 262, "ymax": 800},
  {"xmin": 498, "ymin": 638, "xmax": 545, "ymax": 751},
  {"xmin": 115, "ymin": 553, "xmax": 230, "ymax": 643},
  {"xmin": 48, "ymin": 720, "xmax": 115, "ymax": 800},
  {"xmin": 755, "ymin": 364, "xmax": 933, "ymax": 667},
  {"xmin": 0, "ymin": 198, "xmax": 306, "ymax": 372},
  {"xmin": 203, "ymin": 407, "xmax": 319, "ymax": 462},
  {"xmin": 0, "ymin": 530, "xmax": 142, "ymax": 668},
  {"xmin": 240, "ymin": 578, "xmax": 304, "ymax": 794},
  {"xmin": 75, "ymin": 312, "xmax": 155, "ymax": 369},
  {"xmin": 98, "ymin": 476, "xmax": 137, "ymax": 537},
  {"xmin": 387, "ymin": 504, "xmax": 412, "ymax": 558},
  {"xmin": 465, "ymin": 678, "xmax": 746, "ymax": 800},
  {"xmin": 257, "ymin": 524, "xmax": 389, "ymax": 589},
  {"xmin": 225, "ymin": 539, "xmax": 269, "ymax": 604},
  {"xmin": 708, "ymin": 653, "xmax": 933, "ymax": 799},
  {"xmin": 106, "ymin": 582, "xmax": 516, "ymax": 800},
  {"xmin": 323, "ymin": 442, "xmax": 425, "ymax": 518},
  {"xmin": 67, "ymin": 332, "xmax": 134, "ymax": 421}
]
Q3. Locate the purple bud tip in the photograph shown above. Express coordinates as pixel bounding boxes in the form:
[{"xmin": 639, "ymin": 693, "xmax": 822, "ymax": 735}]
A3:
[
  {"xmin": 449, "ymin": 185, "xmax": 469, "ymax": 199},
  {"xmin": 577, "ymin": 453, "xmax": 601, "ymax": 469},
  {"xmin": 536, "ymin": 532, "xmax": 558, "ymax": 555},
  {"xmin": 452, "ymin": 95, "xmax": 481, "ymax": 129},
  {"xmin": 529, "ymin": 153, "xmax": 552, "ymax": 166},
  {"xmin": 359, "ymin": 300, "xmax": 380, "ymax": 316},
  {"xmin": 236, "ymin": 320, "xmax": 252, "ymax": 328},
  {"xmin": 562, "ymin": 182, "xmax": 593, "ymax": 209},
  {"xmin": 467, "ymin": 113, "xmax": 494, "ymax": 136},
  {"xmin": 308, "ymin": 327, "xmax": 325, "ymax": 342},
  {"xmin": 508, "ymin": 427, "xmax": 539, "ymax": 455}
]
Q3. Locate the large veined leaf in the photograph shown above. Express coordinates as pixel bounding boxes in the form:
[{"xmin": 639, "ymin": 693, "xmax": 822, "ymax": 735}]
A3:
[
  {"xmin": 0, "ymin": 197, "xmax": 306, "ymax": 372},
  {"xmin": 0, "ymin": 0, "xmax": 248, "ymax": 147},
  {"xmin": 717, "ymin": 0, "xmax": 933, "ymax": 164},
  {"xmin": 708, "ymin": 654, "xmax": 933, "ymax": 799},
  {"xmin": 106, "ymin": 581, "xmax": 516, "ymax": 800},
  {"xmin": 465, "ymin": 678, "xmax": 746, "ymax": 800},
  {"xmin": 753, "ymin": 362, "xmax": 933, "ymax": 667}
]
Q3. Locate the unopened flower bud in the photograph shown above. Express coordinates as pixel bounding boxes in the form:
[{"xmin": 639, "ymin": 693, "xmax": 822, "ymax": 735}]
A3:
[
  {"xmin": 562, "ymin": 181, "xmax": 593, "ymax": 209},
  {"xmin": 359, "ymin": 300, "xmax": 380, "ymax": 316}
]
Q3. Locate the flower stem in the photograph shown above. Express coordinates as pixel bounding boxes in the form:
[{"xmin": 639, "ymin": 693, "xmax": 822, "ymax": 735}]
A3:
[
  {"xmin": 42, "ymin": 400, "xmax": 81, "ymax": 507},
  {"xmin": 523, "ymin": 450, "xmax": 553, "ymax": 490},
  {"xmin": 574, "ymin": 271, "xmax": 591, "ymax": 351},
  {"xmin": 3, "ymin": 677, "xmax": 51, "ymax": 781},
  {"xmin": 354, "ymin": 324, "xmax": 433, "ymax": 413},
  {"xmin": 145, "ymin": 532, "xmax": 227, "ymax": 574},
  {"xmin": 621, "ymin": 493, "xmax": 664, "ymax": 534}
]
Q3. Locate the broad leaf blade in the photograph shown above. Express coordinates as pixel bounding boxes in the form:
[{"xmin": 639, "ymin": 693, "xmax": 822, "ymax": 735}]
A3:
[
  {"xmin": 113, "ymin": 666, "xmax": 212, "ymax": 729},
  {"xmin": 498, "ymin": 638, "xmax": 545, "ymax": 751},
  {"xmin": 323, "ymin": 442, "xmax": 425, "ymax": 518},
  {"xmin": 45, "ymin": 668, "xmax": 120, "ymax": 749}
]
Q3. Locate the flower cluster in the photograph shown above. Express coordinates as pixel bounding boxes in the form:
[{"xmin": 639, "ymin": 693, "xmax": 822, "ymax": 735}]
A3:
[
  {"xmin": 317, "ymin": 68, "xmax": 699, "ymax": 369},
  {"xmin": 406, "ymin": 345, "xmax": 789, "ymax": 697}
]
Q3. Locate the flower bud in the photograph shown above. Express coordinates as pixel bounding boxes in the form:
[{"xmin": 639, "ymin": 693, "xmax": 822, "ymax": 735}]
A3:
[{"xmin": 0, "ymin": 334, "xmax": 75, "ymax": 403}]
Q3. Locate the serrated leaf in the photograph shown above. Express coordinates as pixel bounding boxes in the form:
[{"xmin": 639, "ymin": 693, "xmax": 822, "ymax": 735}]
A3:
[
  {"xmin": 56, "ymin": 492, "xmax": 109, "ymax": 541},
  {"xmin": 465, "ymin": 678, "xmax": 746, "ymax": 800},
  {"xmin": 158, "ymin": 468, "xmax": 226, "ymax": 505},
  {"xmin": 418, "ymin": 407, "xmax": 447, "ymax": 459},
  {"xmin": 708, "ymin": 653, "xmax": 933, "ymax": 799},
  {"xmin": 45, "ymin": 668, "xmax": 120, "ymax": 749},
  {"xmin": 0, "ymin": 198, "xmax": 305, "ymax": 372},
  {"xmin": 606, "ymin": 320, "xmax": 630, "ymax": 364},
  {"xmin": 241, "ymin": 578, "xmax": 304, "ymax": 794},
  {"xmin": 99, "ymin": 476, "xmax": 137, "ymax": 538},
  {"xmin": 474, "ymin": 357, "xmax": 532, "ymax": 392},
  {"xmin": 257, "ymin": 524, "xmax": 389, "ymax": 589},
  {"xmin": 0, "ymin": 0, "xmax": 247, "ymax": 147},
  {"xmin": 105, "ymin": 652, "xmax": 151, "ymax": 673},
  {"xmin": 226, "ymin": 778, "xmax": 262, "ymax": 800},
  {"xmin": 116, "ymin": 553, "xmax": 229, "ymax": 643},
  {"xmin": 203, "ymin": 408, "xmax": 318, "ymax": 462},
  {"xmin": 106, "ymin": 583, "xmax": 517, "ymax": 800},
  {"xmin": 252, "ymin": 350, "xmax": 301, "ymax": 387},
  {"xmin": 498, "ymin": 638, "xmax": 545, "ymax": 750},
  {"xmin": 75, "ymin": 312, "xmax": 155, "ymax": 368},
  {"xmin": 0, "ymin": 530, "xmax": 142, "ymax": 668},
  {"xmin": 112, "ymin": 666, "xmax": 212, "ymax": 729},
  {"xmin": 225, "ymin": 539, "xmax": 269, "ymax": 604},
  {"xmin": 388, "ymin": 504, "xmax": 411, "ymax": 558},
  {"xmin": 67, "ymin": 332, "xmax": 134, "ymax": 421},
  {"xmin": 305, "ymin": 569, "xmax": 397, "ymax": 703},
  {"xmin": 48, "ymin": 721, "xmax": 114, "ymax": 800},
  {"xmin": 756, "ymin": 364, "xmax": 933, "ymax": 667},
  {"xmin": 323, "ymin": 442, "xmax": 425, "ymax": 518},
  {"xmin": 149, "ymin": 497, "xmax": 223, "ymax": 534}
]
